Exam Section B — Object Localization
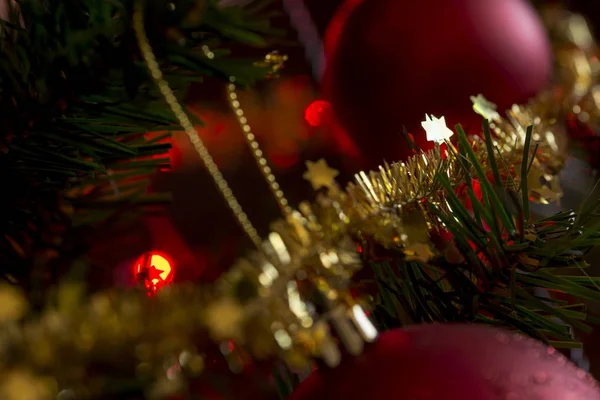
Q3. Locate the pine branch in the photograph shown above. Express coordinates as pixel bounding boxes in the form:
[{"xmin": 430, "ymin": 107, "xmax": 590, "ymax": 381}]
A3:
[
  {"xmin": 364, "ymin": 124, "xmax": 600, "ymax": 348},
  {"xmin": 0, "ymin": 0, "xmax": 281, "ymax": 289}
]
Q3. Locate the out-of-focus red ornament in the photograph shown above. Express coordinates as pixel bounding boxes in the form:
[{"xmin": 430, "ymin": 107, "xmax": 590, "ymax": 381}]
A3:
[
  {"xmin": 304, "ymin": 100, "xmax": 332, "ymax": 128},
  {"xmin": 323, "ymin": 0, "xmax": 552, "ymax": 169},
  {"xmin": 290, "ymin": 324, "xmax": 600, "ymax": 400},
  {"xmin": 134, "ymin": 251, "xmax": 175, "ymax": 293}
]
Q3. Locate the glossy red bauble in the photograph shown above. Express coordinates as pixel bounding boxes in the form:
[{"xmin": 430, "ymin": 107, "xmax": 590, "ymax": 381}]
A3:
[
  {"xmin": 323, "ymin": 0, "xmax": 552, "ymax": 168},
  {"xmin": 290, "ymin": 325, "xmax": 600, "ymax": 400}
]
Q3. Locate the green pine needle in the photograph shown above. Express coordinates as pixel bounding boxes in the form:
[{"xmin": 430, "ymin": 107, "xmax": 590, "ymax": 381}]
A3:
[
  {"xmin": 364, "ymin": 121, "xmax": 600, "ymax": 348},
  {"xmin": 0, "ymin": 0, "xmax": 280, "ymax": 289}
]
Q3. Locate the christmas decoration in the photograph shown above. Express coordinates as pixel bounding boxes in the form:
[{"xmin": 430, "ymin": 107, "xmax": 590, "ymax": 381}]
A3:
[
  {"xmin": 3, "ymin": 1, "xmax": 600, "ymax": 399},
  {"xmin": 1, "ymin": 87, "xmax": 599, "ymax": 397},
  {"xmin": 134, "ymin": 251, "xmax": 175, "ymax": 294},
  {"xmin": 538, "ymin": 6, "xmax": 600, "ymax": 168},
  {"xmin": 304, "ymin": 100, "xmax": 331, "ymax": 128},
  {"xmin": 290, "ymin": 325, "xmax": 600, "ymax": 400},
  {"xmin": 322, "ymin": 0, "xmax": 553, "ymax": 167},
  {"xmin": 421, "ymin": 114, "xmax": 455, "ymax": 144},
  {"xmin": 0, "ymin": 0, "xmax": 278, "ymax": 290},
  {"xmin": 302, "ymin": 159, "xmax": 339, "ymax": 190}
]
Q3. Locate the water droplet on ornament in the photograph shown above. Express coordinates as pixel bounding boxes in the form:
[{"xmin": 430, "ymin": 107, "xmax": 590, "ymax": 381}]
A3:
[
  {"xmin": 513, "ymin": 333, "xmax": 524, "ymax": 341},
  {"xmin": 528, "ymin": 349, "xmax": 541, "ymax": 358},
  {"xmin": 547, "ymin": 347, "xmax": 556, "ymax": 356},
  {"xmin": 496, "ymin": 332, "xmax": 510, "ymax": 344},
  {"xmin": 557, "ymin": 355, "xmax": 567, "ymax": 365},
  {"xmin": 533, "ymin": 372, "xmax": 548, "ymax": 384}
]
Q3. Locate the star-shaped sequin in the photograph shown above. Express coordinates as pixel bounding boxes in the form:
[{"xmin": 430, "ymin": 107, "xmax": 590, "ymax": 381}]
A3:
[
  {"xmin": 471, "ymin": 94, "xmax": 501, "ymax": 122},
  {"xmin": 303, "ymin": 159, "xmax": 339, "ymax": 191},
  {"xmin": 421, "ymin": 114, "xmax": 454, "ymax": 144}
]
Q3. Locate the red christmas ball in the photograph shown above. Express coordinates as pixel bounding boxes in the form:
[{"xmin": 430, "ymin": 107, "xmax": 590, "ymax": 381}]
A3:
[
  {"xmin": 290, "ymin": 325, "xmax": 600, "ymax": 400},
  {"xmin": 323, "ymin": 0, "xmax": 552, "ymax": 168}
]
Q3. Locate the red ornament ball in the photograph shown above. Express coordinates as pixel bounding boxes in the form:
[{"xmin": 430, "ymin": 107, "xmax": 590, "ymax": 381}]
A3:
[
  {"xmin": 304, "ymin": 100, "xmax": 332, "ymax": 128},
  {"xmin": 323, "ymin": 0, "xmax": 553, "ymax": 168},
  {"xmin": 290, "ymin": 325, "xmax": 600, "ymax": 400}
]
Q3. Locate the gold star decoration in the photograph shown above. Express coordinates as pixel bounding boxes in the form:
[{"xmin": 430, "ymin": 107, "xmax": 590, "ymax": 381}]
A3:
[
  {"xmin": 254, "ymin": 51, "xmax": 288, "ymax": 78},
  {"xmin": 303, "ymin": 159, "xmax": 339, "ymax": 191},
  {"xmin": 403, "ymin": 243, "xmax": 435, "ymax": 263},
  {"xmin": 421, "ymin": 114, "xmax": 454, "ymax": 144},
  {"xmin": 471, "ymin": 94, "xmax": 501, "ymax": 122}
]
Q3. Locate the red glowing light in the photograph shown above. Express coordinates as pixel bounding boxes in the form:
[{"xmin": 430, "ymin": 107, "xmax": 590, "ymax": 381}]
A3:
[
  {"xmin": 134, "ymin": 251, "xmax": 175, "ymax": 293},
  {"xmin": 304, "ymin": 100, "xmax": 331, "ymax": 128}
]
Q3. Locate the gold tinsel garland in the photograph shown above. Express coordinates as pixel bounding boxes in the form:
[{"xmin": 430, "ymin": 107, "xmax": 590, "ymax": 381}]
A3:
[
  {"xmin": 0, "ymin": 110, "xmax": 568, "ymax": 399},
  {"xmin": 0, "ymin": 5, "xmax": 598, "ymax": 400}
]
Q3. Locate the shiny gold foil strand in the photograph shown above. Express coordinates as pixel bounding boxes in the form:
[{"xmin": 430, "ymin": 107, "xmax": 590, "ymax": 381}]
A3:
[
  {"xmin": 553, "ymin": 11, "xmax": 600, "ymax": 123},
  {"xmin": 536, "ymin": 8, "xmax": 600, "ymax": 140},
  {"xmin": 345, "ymin": 145, "xmax": 474, "ymax": 248},
  {"xmin": 0, "ymin": 198, "xmax": 372, "ymax": 397},
  {"xmin": 132, "ymin": 1, "xmax": 262, "ymax": 248},
  {"xmin": 134, "ymin": 9, "xmax": 375, "ymax": 371},
  {"xmin": 471, "ymin": 94, "xmax": 566, "ymax": 177}
]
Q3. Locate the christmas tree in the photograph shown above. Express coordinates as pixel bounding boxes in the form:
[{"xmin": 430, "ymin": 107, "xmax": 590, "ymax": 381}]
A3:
[
  {"xmin": 3, "ymin": 0, "xmax": 600, "ymax": 399},
  {"xmin": 0, "ymin": 0, "xmax": 279, "ymax": 292}
]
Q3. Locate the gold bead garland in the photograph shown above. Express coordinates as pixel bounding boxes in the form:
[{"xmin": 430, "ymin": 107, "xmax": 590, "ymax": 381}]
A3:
[
  {"xmin": 199, "ymin": 42, "xmax": 295, "ymax": 218},
  {"xmin": 134, "ymin": 0, "xmax": 377, "ymax": 378},
  {"xmin": 226, "ymin": 77, "xmax": 293, "ymax": 217},
  {"xmin": 133, "ymin": 1, "xmax": 262, "ymax": 248}
]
